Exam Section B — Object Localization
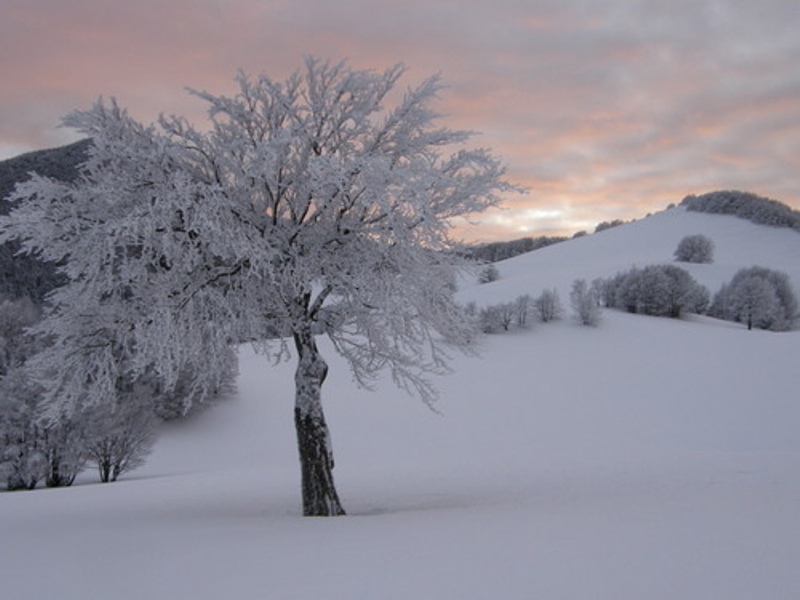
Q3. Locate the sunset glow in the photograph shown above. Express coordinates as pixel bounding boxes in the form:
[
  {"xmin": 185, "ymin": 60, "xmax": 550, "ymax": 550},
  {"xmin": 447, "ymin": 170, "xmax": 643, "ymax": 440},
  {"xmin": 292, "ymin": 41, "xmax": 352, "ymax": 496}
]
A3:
[{"xmin": 2, "ymin": 0, "xmax": 799, "ymax": 241}]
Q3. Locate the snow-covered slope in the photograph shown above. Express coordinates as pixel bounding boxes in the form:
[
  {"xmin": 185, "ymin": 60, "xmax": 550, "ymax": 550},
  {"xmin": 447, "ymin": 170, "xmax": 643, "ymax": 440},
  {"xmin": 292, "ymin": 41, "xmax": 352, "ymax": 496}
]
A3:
[
  {"xmin": 462, "ymin": 205, "xmax": 800, "ymax": 305},
  {"xmin": 2, "ymin": 207, "xmax": 799, "ymax": 600}
]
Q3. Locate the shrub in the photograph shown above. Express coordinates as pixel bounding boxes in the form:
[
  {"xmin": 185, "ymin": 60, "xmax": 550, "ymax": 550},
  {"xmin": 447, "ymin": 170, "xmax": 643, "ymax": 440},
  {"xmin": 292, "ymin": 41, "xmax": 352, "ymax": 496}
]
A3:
[
  {"xmin": 478, "ymin": 264, "xmax": 500, "ymax": 284},
  {"xmin": 710, "ymin": 266, "xmax": 797, "ymax": 330},
  {"xmin": 534, "ymin": 289, "xmax": 563, "ymax": 323},
  {"xmin": 594, "ymin": 219, "xmax": 626, "ymax": 233},
  {"xmin": 603, "ymin": 264, "xmax": 709, "ymax": 318},
  {"xmin": 570, "ymin": 279, "xmax": 601, "ymax": 326},
  {"xmin": 674, "ymin": 234, "xmax": 714, "ymax": 264}
]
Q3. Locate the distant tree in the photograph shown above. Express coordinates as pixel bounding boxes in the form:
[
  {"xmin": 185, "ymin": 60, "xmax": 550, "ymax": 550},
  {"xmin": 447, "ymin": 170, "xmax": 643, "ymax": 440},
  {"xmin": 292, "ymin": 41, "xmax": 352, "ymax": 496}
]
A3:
[
  {"xmin": 639, "ymin": 264, "xmax": 709, "ymax": 317},
  {"xmin": 478, "ymin": 264, "xmax": 500, "ymax": 284},
  {"xmin": 84, "ymin": 383, "xmax": 157, "ymax": 483},
  {"xmin": 609, "ymin": 268, "xmax": 643, "ymax": 313},
  {"xmin": 603, "ymin": 265, "xmax": 708, "ymax": 318},
  {"xmin": 476, "ymin": 295, "xmax": 534, "ymax": 333},
  {"xmin": 477, "ymin": 306, "xmax": 498, "ymax": 333},
  {"xmin": 0, "ymin": 58, "xmax": 513, "ymax": 515},
  {"xmin": 0, "ymin": 369, "xmax": 46, "ymax": 490},
  {"xmin": 466, "ymin": 235, "xmax": 566, "ymax": 263},
  {"xmin": 534, "ymin": 289, "xmax": 563, "ymax": 323},
  {"xmin": 594, "ymin": 219, "xmax": 626, "ymax": 233},
  {"xmin": 0, "ymin": 296, "xmax": 41, "ymax": 378},
  {"xmin": 0, "ymin": 299, "xmax": 52, "ymax": 490},
  {"xmin": 479, "ymin": 302, "xmax": 513, "ymax": 334},
  {"xmin": 674, "ymin": 234, "xmax": 714, "ymax": 264},
  {"xmin": 570, "ymin": 279, "xmax": 601, "ymax": 326},
  {"xmin": 514, "ymin": 294, "xmax": 532, "ymax": 327},
  {"xmin": 681, "ymin": 190, "xmax": 800, "ymax": 232},
  {"xmin": 710, "ymin": 266, "xmax": 797, "ymax": 331},
  {"xmin": 38, "ymin": 411, "xmax": 88, "ymax": 488},
  {"xmin": 151, "ymin": 348, "xmax": 238, "ymax": 421},
  {"xmin": 730, "ymin": 276, "xmax": 781, "ymax": 331},
  {"xmin": 590, "ymin": 278, "xmax": 606, "ymax": 306}
]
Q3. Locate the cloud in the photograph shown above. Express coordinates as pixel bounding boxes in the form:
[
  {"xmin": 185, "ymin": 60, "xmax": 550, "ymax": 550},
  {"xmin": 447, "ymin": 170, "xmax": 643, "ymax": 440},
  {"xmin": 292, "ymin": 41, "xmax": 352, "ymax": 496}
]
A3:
[{"xmin": 2, "ymin": 0, "xmax": 799, "ymax": 240}]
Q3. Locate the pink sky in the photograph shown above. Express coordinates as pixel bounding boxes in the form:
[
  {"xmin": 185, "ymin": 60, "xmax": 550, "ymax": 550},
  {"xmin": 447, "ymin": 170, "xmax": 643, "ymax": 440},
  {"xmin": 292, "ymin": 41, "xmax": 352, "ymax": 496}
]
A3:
[{"xmin": 2, "ymin": 0, "xmax": 799, "ymax": 241}]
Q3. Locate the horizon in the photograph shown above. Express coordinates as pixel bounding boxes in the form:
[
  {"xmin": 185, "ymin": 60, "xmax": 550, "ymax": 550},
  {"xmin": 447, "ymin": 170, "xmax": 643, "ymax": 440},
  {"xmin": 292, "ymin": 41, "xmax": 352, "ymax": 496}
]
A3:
[{"xmin": 2, "ymin": 1, "xmax": 799, "ymax": 241}]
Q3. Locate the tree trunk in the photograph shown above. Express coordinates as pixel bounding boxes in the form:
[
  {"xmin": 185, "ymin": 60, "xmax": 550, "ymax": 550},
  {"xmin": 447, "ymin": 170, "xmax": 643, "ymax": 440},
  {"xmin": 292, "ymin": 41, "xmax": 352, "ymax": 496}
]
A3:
[
  {"xmin": 97, "ymin": 457, "xmax": 112, "ymax": 483},
  {"xmin": 293, "ymin": 327, "xmax": 345, "ymax": 516}
]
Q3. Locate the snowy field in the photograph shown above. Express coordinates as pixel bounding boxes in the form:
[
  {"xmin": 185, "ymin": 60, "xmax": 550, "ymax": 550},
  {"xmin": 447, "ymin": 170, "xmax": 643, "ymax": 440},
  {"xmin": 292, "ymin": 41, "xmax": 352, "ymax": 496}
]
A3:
[{"xmin": 2, "ymin": 207, "xmax": 799, "ymax": 599}]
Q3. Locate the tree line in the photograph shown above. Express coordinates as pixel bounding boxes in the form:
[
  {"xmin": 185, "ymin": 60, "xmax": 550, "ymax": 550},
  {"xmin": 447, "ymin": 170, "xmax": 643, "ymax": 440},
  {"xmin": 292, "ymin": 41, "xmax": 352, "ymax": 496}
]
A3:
[
  {"xmin": 681, "ymin": 190, "xmax": 800, "ymax": 232},
  {"xmin": 474, "ymin": 253, "xmax": 796, "ymax": 333}
]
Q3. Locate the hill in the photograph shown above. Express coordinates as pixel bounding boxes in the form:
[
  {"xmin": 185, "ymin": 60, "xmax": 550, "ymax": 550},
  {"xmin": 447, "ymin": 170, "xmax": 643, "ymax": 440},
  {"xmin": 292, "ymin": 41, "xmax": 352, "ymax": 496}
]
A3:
[
  {"xmin": 0, "ymin": 138, "xmax": 90, "ymax": 212},
  {"xmin": 464, "ymin": 205, "xmax": 800, "ymax": 306},
  {"xmin": 1, "ymin": 207, "xmax": 799, "ymax": 599},
  {"xmin": 0, "ymin": 140, "xmax": 90, "ymax": 300}
]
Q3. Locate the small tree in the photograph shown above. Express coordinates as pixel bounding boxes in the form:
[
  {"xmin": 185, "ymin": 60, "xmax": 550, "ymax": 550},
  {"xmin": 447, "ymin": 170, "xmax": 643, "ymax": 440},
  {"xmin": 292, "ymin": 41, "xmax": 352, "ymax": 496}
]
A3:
[
  {"xmin": 674, "ymin": 234, "xmax": 714, "ymax": 263},
  {"xmin": 0, "ymin": 299, "xmax": 53, "ymax": 490},
  {"xmin": 1, "ymin": 58, "xmax": 515, "ymax": 515},
  {"xmin": 604, "ymin": 265, "xmax": 708, "ymax": 318},
  {"xmin": 534, "ymin": 289, "xmax": 563, "ymax": 323},
  {"xmin": 478, "ymin": 264, "xmax": 500, "ymax": 284},
  {"xmin": 594, "ymin": 219, "xmax": 625, "ymax": 233},
  {"xmin": 514, "ymin": 294, "xmax": 532, "ymax": 327},
  {"xmin": 478, "ymin": 302, "xmax": 514, "ymax": 333},
  {"xmin": 42, "ymin": 416, "xmax": 87, "ymax": 487},
  {"xmin": 611, "ymin": 268, "xmax": 643, "ymax": 313},
  {"xmin": 730, "ymin": 275, "xmax": 781, "ymax": 331},
  {"xmin": 711, "ymin": 266, "xmax": 797, "ymax": 330},
  {"xmin": 570, "ymin": 279, "xmax": 601, "ymax": 326},
  {"xmin": 0, "ymin": 369, "xmax": 46, "ymax": 490},
  {"xmin": 84, "ymin": 387, "xmax": 157, "ymax": 483}
]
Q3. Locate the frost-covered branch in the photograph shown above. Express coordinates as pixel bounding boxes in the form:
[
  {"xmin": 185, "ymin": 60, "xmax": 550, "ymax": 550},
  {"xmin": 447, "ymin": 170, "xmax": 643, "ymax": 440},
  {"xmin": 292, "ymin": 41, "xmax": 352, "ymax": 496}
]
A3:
[{"xmin": 0, "ymin": 58, "xmax": 518, "ymax": 515}]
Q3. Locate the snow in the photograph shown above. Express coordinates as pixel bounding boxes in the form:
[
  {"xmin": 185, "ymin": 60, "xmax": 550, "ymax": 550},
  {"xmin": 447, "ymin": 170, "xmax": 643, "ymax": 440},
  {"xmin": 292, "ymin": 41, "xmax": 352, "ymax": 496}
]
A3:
[{"xmin": 2, "ymin": 207, "xmax": 799, "ymax": 599}]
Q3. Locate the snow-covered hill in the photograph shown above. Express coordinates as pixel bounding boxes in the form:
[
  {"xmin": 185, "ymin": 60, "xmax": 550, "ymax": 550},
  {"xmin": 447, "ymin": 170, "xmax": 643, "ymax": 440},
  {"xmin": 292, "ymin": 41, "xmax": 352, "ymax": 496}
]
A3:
[
  {"xmin": 462, "ymin": 206, "xmax": 800, "ymax": 305},
  {"xmin": 2, "ymin": 207, "xmax": 799, "ymax": 600}
]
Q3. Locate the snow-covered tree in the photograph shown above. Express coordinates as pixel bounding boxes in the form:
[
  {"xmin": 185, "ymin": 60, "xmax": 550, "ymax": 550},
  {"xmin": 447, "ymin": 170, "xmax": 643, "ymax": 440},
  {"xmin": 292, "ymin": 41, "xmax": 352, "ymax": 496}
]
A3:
[
  {"xmin": 681, "ymin": 190, "xmax": 800, "ymax": 232},
  {"xmin": 729, "ymin": 275, "xmax": 781, "ymax": 331},
  {"xmin": 0, "ymin": 58, "xmax": 514, "ymax": 515},
  {"xmin": 710, "ymin": 266, "xmax": 797, "ymax": 331},
  {"xmin": 0, "ymin": 296, "xmax": 41, "ymax": 378},
  {"xmin": 0, "ymin": 298, "xmax": 54, "ymax": 490},
  {"xmin": 674, "ymin": 234, "xmax": 714, "ymax": 263},
  {"xmin": 609, "ymin": 268, "xmax": 642, "ymax": 313},
  {"xmin": 478, "ymin": 305, "xmax": 505, "ymax": 334},
  {"xmin": 83, "ymin": 383, "xmax": 157, "ymax": 483},
  {"xmin": 41, "ymin": 415, "xmax": 87, "ymax": 487},
  {"xmin": 514, "ymin": 294, "xmax": 532, "ymax": 327},
  {"xmin": 570, "ymin": 279, "xmax": 601, "ymax": 326},
  {"xmin": 477, "ymin": 295, "xmax": 533, "ymax": 333},
  {"xmin": 604, "ymin": 265, "xmax": 708, "ymax": 318},
  {"xmin": 534, "ymin": 289, "xmax": 563, "ymax": 323},
  {"xmin": 151, "ymin": 348, "xmax": 238, "ymax": 421},
  {"xmin": 0, "ymin": 369, "xmax": 46, "ymax": 490},
  {"xmin": 478, "ymin": 264, "xmax": 500, "ymax": 284}
]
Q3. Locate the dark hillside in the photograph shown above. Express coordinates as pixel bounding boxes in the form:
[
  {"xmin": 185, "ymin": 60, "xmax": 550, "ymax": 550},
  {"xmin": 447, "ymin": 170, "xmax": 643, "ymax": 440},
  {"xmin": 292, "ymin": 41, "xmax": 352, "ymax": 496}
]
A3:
[
  {"xmin": 0, "ymin": 139, "xmax": 90, "ymax": 300},
  {"xmin": 0, "ymin": 138, "xmax": 90, "ymax": 211}
]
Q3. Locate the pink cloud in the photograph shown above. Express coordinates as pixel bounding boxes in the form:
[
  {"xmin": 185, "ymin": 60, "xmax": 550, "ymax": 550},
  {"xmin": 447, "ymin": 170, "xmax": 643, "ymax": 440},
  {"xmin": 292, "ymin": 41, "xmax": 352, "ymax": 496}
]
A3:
[{"xmin": 2, "ymin": 0, "xmax": 799, "ymax": 241}]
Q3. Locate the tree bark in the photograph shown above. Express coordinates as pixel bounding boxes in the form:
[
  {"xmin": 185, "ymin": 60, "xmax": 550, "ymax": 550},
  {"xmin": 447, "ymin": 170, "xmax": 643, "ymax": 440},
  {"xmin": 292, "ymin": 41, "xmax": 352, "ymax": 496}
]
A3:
[{"xmin": 293, "ymin": 327, "xmax": 345, "ymax": 516}]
